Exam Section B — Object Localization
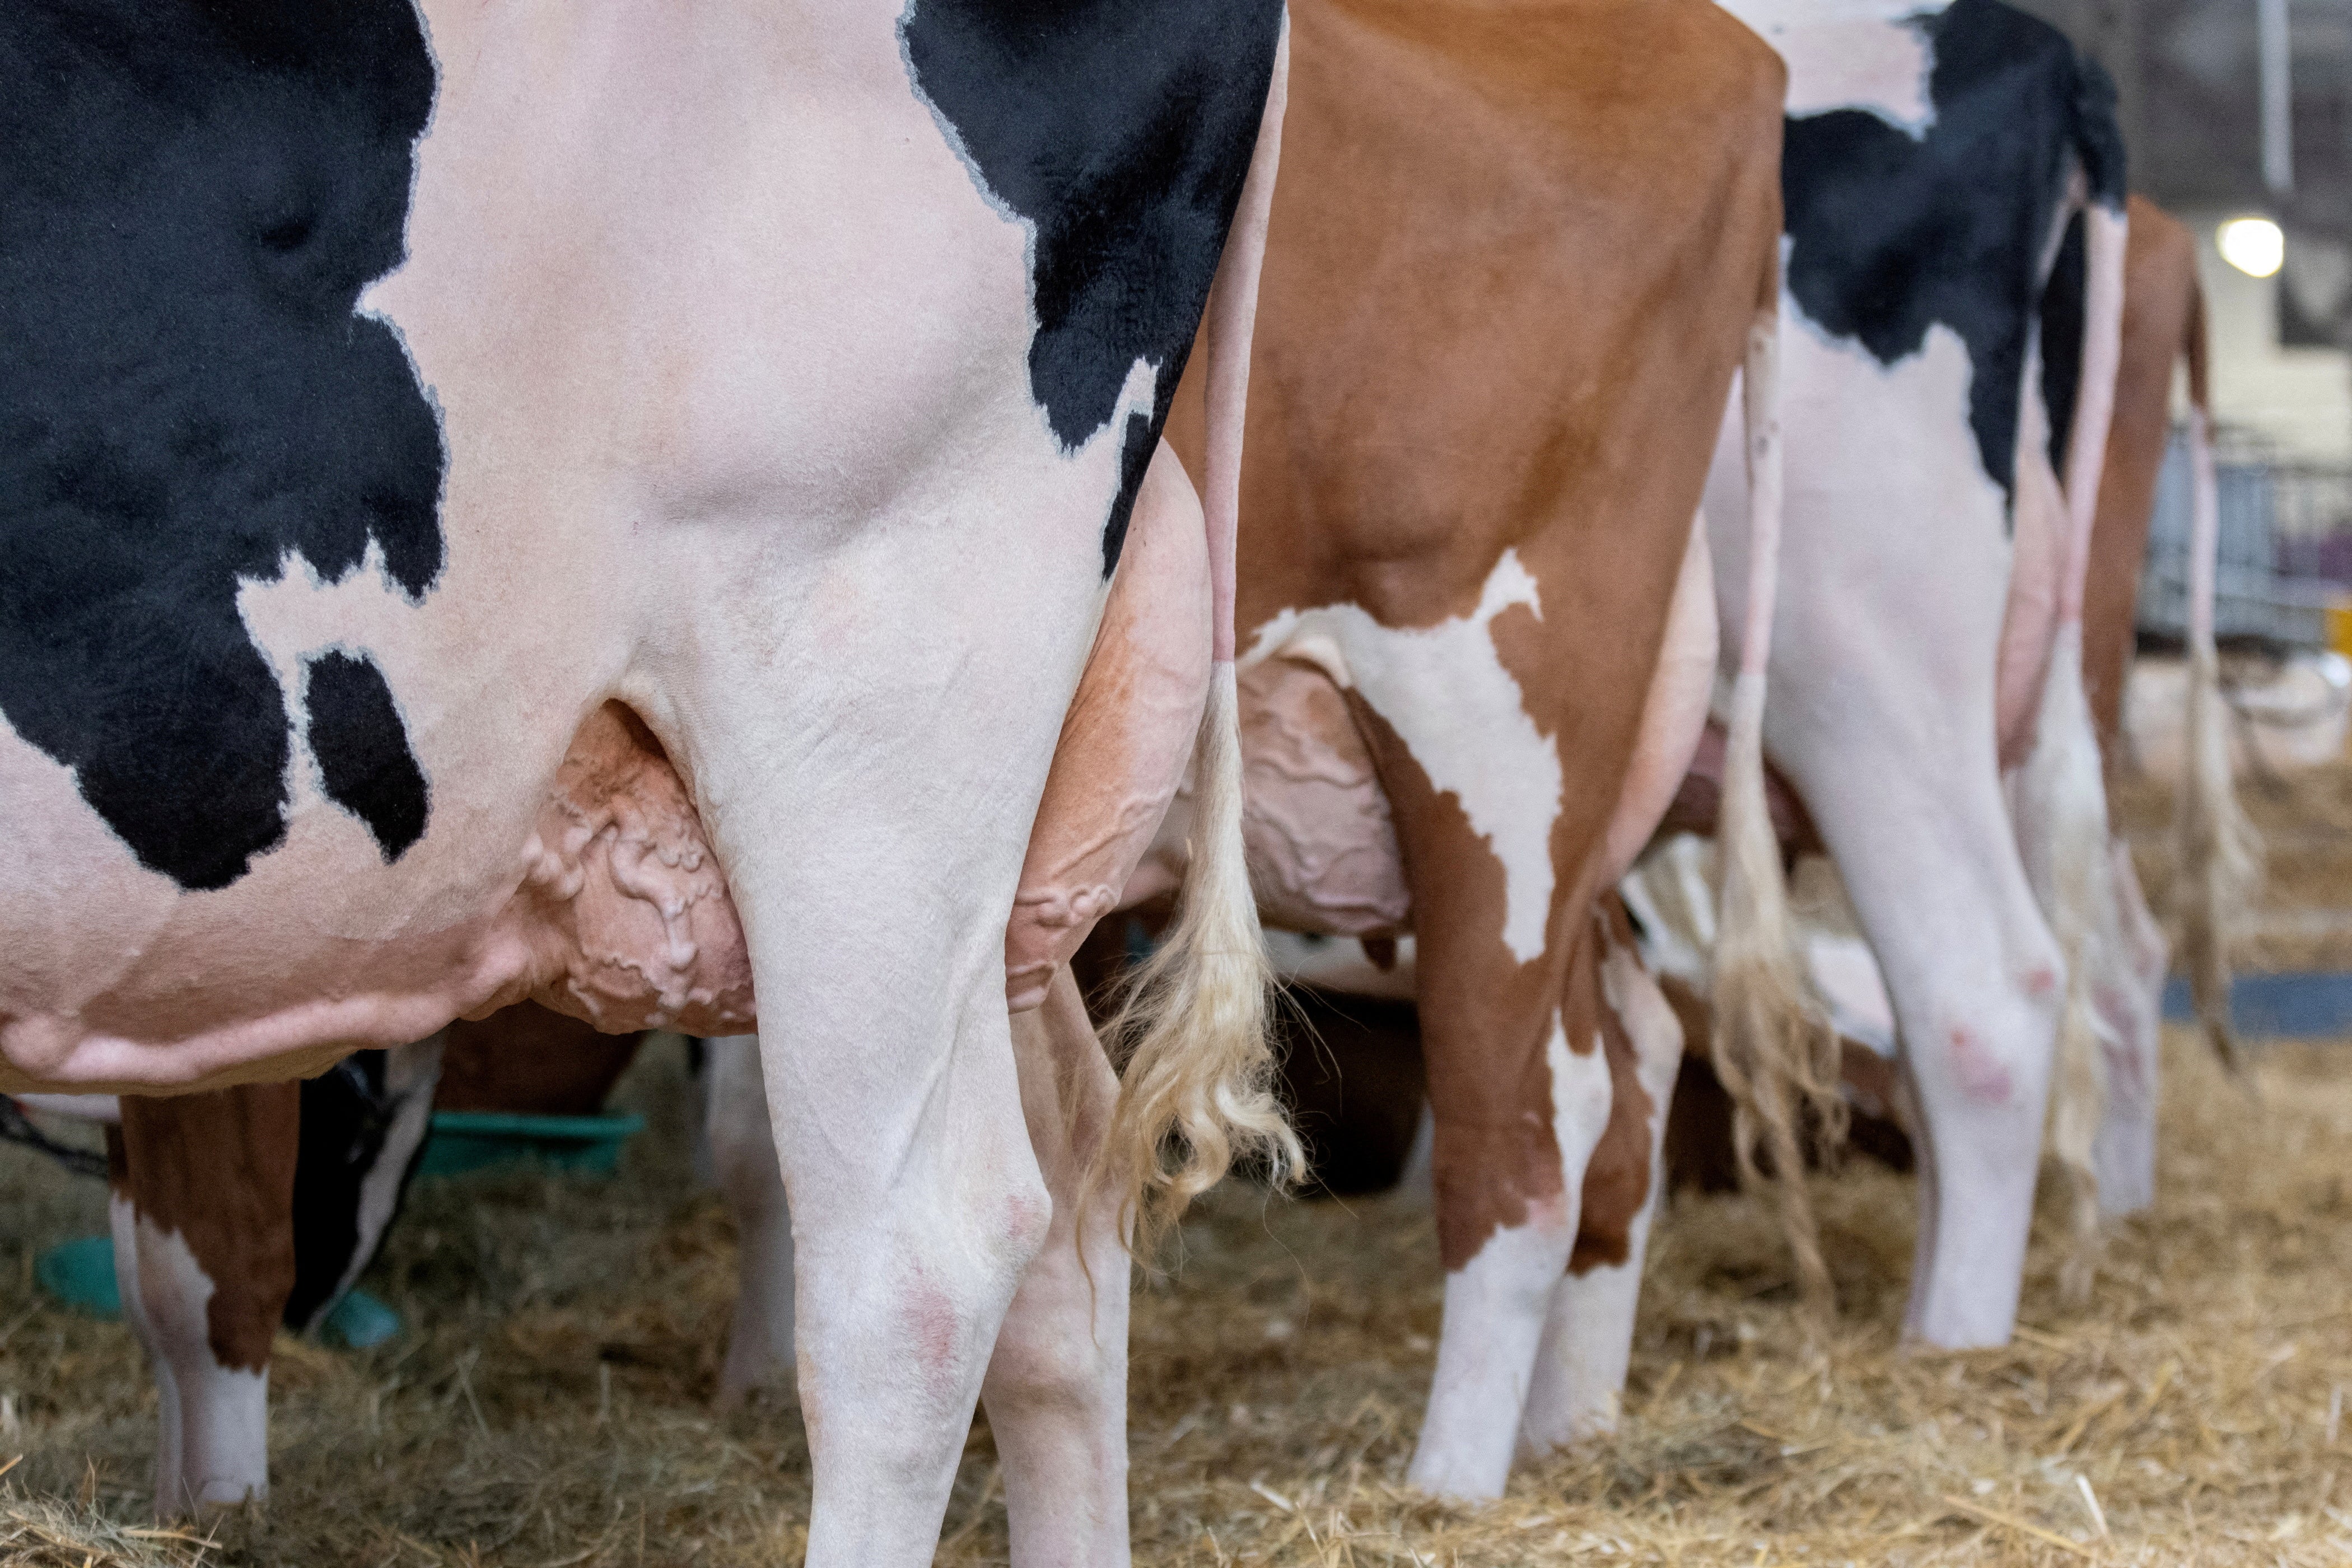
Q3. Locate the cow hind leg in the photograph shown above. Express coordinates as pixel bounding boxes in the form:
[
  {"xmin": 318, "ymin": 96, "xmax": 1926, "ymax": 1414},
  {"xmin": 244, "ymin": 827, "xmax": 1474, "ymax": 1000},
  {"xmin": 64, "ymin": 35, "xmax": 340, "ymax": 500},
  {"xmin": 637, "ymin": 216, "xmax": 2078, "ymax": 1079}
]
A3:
[
  {"xmin": 744, "ymin": 962, "xmax": 1045, "ymax": 1565},
  {"xmin": 670, "ymin": 587, "xmax": 1097, "ymax": 1561},
  {"xmin": 2093, "ymin": 838, "xmax": 2166, "ymax": 1217},
  {"xmin": 1407, "ymin": 917, "xmax": 1618, "ymax": 1501},
  {"xmin": 105, "ymin": 1171, "xmax": 184, "ymax": 1510},
  {"xmin": 704, "ymin": 1034, "xmax": 796, "ymax": 1408},
  {"xmin": 982, "ymin": 965, "xmax": 1129, "ymax": 1568},
  {"xmin": 110, "ymin": 1085, "xmax": 300, "ymax": 1515},
  {"xmin": 1519, "ymin": 922, "xmax": 1683, "ymax": 1457},
  {"xmin": 1799, "ymin": 758, "xmax": 2062, "ymax": 1348}
]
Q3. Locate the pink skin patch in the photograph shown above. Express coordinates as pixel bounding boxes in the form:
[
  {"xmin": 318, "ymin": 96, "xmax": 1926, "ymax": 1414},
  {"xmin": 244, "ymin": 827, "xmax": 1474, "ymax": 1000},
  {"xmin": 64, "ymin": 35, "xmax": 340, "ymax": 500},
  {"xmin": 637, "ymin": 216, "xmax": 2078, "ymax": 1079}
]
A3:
[
  {"xmin": 901, "ymin": 1267, "xmax": 967, "ymax": 1411},
  {"xmin": 1005, "ymin": 1189, "xmax": 1052, "ymax": 1249},
  {"xmin": 2022, "ymin": 965, "xmax": 2060, "ymax": 1002},
  {"xmin": 1945, "ymin": 1025, "xmax": 2015, "ymax": 1105}
]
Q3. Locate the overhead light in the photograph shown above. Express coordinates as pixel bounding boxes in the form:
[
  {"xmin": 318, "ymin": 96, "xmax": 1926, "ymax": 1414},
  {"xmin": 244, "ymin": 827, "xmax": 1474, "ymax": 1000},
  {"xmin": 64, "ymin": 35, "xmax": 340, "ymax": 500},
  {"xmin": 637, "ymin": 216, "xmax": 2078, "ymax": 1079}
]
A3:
[{"xmin": 2219, "ymin": 216, "xmax": 2285, "ymax": 279}]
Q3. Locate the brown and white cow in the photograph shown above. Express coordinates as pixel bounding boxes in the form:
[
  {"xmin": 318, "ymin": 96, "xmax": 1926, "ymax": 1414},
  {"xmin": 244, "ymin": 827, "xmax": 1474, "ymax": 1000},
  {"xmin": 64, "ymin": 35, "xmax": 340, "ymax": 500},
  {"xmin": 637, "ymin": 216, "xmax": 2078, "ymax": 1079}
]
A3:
[
  {"xmin": 88, "ymin": 1007, "xmax": 652, "ymax": 1514},
  {"xmin": 2065, "ymin": 194, "xmax": 2258, "ymax": 1214},
  {"xmin": 1154, "ymin": 0, "xmax": 1804, "ymax": 1500},
  {"xmin": 0, "ymin": 3, "xmax": 1298, "ymax": 1557},
  {"xmin": 2087, "ymin": 195, "xmax": 2258, "ymax": 1051}
]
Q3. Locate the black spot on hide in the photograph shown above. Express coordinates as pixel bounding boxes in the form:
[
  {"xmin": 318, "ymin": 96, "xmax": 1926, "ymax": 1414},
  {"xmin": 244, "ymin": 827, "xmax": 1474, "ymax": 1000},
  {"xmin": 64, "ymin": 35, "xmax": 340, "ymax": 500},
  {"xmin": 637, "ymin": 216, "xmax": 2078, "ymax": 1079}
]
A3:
[
  {"xmin": 305, "ymin": 649, "xmax": 428, "ymax": 860},
  {"xmin": 287, "ymin": 1049, "xmax": 427, "ymax": 1332},
  {"xmin": 0, "ymin": 0, "xmax": 444, "ymax": 889},
  {"xmin": 1779, "ymin": 0, "xmax": 2125, "ymax": 510},
  {"xmin": 900, "ymin": 0, "xmax": 1282, "ymax": 575}
]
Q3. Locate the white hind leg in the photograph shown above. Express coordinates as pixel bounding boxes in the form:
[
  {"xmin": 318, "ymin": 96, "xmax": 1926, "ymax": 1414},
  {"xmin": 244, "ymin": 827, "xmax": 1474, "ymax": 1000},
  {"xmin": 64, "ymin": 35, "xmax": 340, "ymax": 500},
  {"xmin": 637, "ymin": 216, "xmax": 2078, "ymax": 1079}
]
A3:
[
  {"xmin": 705, "ymin": 1034, "xmax": 796, "ymax": 1408},
  {"xmin": 2092, "ymin": 839, "xmax": 2164, "ymax": 1216},
  {"xmin": 1519, "ymin": 925, "xmax": 1683, "ymax": 1454},
  {"xmin": 982, "ymin": 966, "xmax": 1130, "ymax": 1568},
  {"xmin": 1802, "ymin": 729, "xmax": 2063, "ymax": 1347},
  {"xmin": 660, "ymin": 498, "xmax": 1102, "ymax": 1564},
  {"xmin": 1406, "ymin": 917, "xmax": 1618, "ymax": 1499}
]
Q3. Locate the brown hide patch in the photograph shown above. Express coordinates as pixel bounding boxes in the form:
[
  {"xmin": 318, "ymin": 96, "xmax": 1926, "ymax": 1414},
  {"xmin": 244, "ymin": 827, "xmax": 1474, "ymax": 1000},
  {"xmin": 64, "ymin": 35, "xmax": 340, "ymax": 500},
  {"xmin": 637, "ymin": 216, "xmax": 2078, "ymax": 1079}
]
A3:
[
  {"xmin": 1569, "ymin": 903, "xmax": 1657, "ymax": 1276},
  {"xmin": 1349, "ymin": 699, "xmax": 1571, "ymax": 1271},
  {"xmin": 1159, "ymin": 0, "xmax": 1788, "ymax": 1277},
  {"xmin": 437, "ymin": 1002, "xmax": 643, "ymax": 1116},
  {"xmin": 116, "ymin": 1084, "xmax": 300, "ymax": 1373},
  {"xmin": 2085, "ymin": 197, "xmax": 2200, "ymax": 767}
]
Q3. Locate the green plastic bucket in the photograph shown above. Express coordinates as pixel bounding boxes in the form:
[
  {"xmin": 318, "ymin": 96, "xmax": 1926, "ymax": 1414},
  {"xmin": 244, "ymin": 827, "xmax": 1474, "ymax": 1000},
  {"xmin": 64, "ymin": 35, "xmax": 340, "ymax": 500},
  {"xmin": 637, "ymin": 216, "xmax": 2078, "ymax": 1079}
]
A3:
[
  {"xmin": 35, "ymin": 1235, "xmax": 118, "ymax": 1317},
  {"xmin": 34, "ymin": 1237, "xmax": 400, "ymax": 1346},
  {"xmin": 414, "ymin": 1109, "xmax": 644, "ymax": 1179}
]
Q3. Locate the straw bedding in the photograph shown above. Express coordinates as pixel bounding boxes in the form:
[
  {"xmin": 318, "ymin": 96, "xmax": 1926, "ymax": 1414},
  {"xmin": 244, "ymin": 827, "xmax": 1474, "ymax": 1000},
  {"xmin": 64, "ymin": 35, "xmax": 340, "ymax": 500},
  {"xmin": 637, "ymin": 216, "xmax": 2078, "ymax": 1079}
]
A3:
[
  {"xmin": 2, "ymin": 761, "xmax": 2348, "ymax": 1565},
  {"xmin": 2111, "ymin": 745, "xmax": 2352, "ymax": 972}
]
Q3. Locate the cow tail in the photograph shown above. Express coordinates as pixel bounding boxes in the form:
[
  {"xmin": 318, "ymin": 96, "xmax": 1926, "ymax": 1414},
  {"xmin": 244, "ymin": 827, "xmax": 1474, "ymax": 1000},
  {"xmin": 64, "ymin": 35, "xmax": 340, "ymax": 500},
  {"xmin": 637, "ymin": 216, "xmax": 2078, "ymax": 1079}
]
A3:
[
  {"xmin": 1096, "ymin": 15, "xmax": 1299, "ymax": 1259},
  {"xmin": 2173, "ymin": 283, "xmax": 2261, "ymax": 1075},
  {"xmin": 1706, "ymin": 270, "xmax": 1844, "ymax": 1322},
  {"xmin": 2022, "ymin": 169, "xmax": 2129, "ymax": 1301}
]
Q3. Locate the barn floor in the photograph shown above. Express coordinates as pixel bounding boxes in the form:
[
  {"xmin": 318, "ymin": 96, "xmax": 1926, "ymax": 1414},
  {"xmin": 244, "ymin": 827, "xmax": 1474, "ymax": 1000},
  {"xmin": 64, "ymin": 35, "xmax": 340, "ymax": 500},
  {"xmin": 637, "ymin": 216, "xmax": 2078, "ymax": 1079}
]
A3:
[
  {"xmin": 7, "ymin": 755, "xmax": 2352, "ymax": 1565},
  {"xmin": 2111, "ymin": 738, "xmax": 2352, "ymax": 973}
]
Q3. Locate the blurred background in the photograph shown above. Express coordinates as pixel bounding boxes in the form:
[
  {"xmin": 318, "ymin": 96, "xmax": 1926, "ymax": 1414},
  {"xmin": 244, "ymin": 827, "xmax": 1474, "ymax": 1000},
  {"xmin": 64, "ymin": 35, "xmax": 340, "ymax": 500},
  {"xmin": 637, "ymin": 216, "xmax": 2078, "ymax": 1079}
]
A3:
[{"xmin": 2019, "ymin": 0, "xmax": 2352, "ymax": 762}]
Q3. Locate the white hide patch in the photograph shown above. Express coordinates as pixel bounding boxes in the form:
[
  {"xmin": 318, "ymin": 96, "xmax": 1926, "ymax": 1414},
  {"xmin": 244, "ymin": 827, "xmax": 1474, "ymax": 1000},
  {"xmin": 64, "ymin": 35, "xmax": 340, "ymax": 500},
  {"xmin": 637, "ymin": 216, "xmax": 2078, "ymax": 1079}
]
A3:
[
  {"xmin": 1546, "ymin": 1018, "xmax": 1617, "ymax": 1192},
  {"xmin": 122, "ymin": 1211, "xmax": 270, "ymax": 1508},
  {"xmin": 1241, "ymin": 552, "xmax": 1562, "ymax": 964},
  {"xmin": 1408, "ymin": 1013, "xmax": 1613, "ymax": 1499},
  {"xmin": 323, "ymin": 1035, "xmax": 444, "ymax": 1314},
  {"xmin": 1726, "ymin": 0, "xmax": 1942, "ymax": 136},
  {"xmin": 1781, "ymin": 315, "xmax": 2009, "ymax": 536}
]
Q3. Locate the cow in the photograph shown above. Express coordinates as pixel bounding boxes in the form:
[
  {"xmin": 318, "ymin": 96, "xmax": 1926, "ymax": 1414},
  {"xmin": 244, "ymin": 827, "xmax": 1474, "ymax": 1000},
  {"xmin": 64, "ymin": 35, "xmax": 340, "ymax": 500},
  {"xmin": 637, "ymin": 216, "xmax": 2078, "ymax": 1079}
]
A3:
[
  {"xmin": 1660, "ymin": 194, "xmax": 2246, "ymax": 1233},
  {"xmin": 1179, "ymin": 160, "xmax": 2228, "ymax": 1387},
  {"xmin": 2083, "ymin": 195, "xmax": 2258, "ymax": 1101},
  {"xmin": 81, "ymin": 1009, "xmax": 786, "ymax": 1518},
  {"xmin": 1151, "ymin": 0, "xmax": 1810, "ymax": 1501},
  {"xmin": 0, "ymin": 3, "xmax": 1297, "ymax": 1557},
  {"xmin": 1701, "ymin": 0, "xmax": 2130, "ymax": 1342}
]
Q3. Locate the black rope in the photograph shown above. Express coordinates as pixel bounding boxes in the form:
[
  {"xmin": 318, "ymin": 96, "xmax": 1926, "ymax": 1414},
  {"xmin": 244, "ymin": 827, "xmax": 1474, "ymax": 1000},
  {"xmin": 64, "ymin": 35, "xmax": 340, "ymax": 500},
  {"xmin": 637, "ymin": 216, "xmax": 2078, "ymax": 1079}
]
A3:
[{"xmin": 0, "ymin": 1097, "xmax": 108, "ymax": 1180}]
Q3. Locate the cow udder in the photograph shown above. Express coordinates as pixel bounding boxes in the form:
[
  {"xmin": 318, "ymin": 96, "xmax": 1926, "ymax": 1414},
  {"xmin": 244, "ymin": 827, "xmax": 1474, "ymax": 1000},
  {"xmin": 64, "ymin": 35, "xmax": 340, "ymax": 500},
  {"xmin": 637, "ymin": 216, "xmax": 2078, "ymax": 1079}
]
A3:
[{"xmin": 494, "ymin": 702, "xmax": 756, "ymax": 1036}]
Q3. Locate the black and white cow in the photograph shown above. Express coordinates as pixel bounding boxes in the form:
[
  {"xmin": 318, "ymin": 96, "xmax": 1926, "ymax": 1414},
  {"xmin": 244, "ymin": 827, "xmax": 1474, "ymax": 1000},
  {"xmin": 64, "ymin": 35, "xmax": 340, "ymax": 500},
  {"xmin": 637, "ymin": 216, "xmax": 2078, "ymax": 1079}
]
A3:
[
  {"xmin": 1702, "ymin": 0, "xmax": 2134, "ymax": 1343},
  {"xmin": 1, "ymin": 2, "xmax": 1301, "ymax": 1557}
]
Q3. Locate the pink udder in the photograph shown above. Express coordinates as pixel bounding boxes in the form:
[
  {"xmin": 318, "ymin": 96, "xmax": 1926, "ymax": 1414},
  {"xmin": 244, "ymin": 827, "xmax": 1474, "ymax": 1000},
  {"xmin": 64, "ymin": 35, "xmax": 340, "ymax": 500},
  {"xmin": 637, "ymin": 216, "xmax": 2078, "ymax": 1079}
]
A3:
[{"xmin": 494, "ymin": 703, "xmax": 755, "ymax": 1036}]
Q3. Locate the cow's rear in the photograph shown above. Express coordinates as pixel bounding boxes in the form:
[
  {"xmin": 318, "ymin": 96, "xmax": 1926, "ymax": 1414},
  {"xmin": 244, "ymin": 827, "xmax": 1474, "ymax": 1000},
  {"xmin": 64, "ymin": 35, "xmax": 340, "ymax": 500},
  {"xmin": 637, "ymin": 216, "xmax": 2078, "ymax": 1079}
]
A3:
[{"xmin": 2, "ymin": 2, "xmax": 1292, "ymax": 1556}]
